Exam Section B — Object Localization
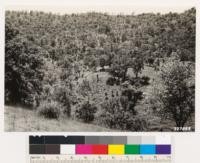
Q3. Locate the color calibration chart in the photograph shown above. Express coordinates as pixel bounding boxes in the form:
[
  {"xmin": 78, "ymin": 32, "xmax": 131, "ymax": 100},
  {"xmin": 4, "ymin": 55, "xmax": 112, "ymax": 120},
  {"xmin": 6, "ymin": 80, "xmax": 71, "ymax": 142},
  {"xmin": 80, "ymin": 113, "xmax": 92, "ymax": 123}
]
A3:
[{"xmin": 29, "ymin": 136, "xmax": 172, "ymax": 163}]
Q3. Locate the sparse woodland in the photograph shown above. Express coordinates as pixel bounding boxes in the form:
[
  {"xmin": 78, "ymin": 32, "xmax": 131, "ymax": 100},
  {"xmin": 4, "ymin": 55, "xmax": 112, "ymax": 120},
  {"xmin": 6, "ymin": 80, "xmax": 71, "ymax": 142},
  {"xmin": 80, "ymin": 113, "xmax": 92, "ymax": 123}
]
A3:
[{"xmin": 5, "ymin": 8, "xmax": 195, "ymax": 131}]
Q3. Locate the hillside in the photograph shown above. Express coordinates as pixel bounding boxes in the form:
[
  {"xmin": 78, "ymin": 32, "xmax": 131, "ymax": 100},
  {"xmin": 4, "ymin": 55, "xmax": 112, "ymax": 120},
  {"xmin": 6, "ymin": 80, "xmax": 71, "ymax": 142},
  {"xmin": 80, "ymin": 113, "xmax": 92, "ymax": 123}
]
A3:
[
  {"xmin": 5, "ymin": 9, "xmax": 195, "ymax": 132},
  {"xmin": 5, "ymin": 105, "xmax": 115, "ymax": 132}
]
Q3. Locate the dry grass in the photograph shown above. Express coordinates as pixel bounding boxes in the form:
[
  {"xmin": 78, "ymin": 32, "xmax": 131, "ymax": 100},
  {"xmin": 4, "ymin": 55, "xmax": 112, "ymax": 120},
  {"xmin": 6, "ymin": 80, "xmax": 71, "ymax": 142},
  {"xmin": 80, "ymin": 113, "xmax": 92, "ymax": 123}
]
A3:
[{"xmin": 4, "ymin": 105, "xmax": 116, "ymax": 132}]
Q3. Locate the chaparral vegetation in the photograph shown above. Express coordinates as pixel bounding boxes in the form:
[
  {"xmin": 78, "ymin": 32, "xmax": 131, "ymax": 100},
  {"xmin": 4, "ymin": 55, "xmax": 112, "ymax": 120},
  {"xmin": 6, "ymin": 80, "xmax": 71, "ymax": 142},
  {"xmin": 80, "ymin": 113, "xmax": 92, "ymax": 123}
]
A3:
[{"xmin": 5, "ymin": 8, "xmax": 195, "ymax": 131}]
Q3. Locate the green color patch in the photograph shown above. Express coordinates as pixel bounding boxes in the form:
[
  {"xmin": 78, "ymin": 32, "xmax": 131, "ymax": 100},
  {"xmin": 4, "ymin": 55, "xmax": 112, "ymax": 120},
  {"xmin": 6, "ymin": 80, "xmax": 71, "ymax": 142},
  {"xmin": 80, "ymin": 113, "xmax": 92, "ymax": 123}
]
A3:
[{"xmin": 125, "ymin": 145, "xmax": 140, "ymax": 154}]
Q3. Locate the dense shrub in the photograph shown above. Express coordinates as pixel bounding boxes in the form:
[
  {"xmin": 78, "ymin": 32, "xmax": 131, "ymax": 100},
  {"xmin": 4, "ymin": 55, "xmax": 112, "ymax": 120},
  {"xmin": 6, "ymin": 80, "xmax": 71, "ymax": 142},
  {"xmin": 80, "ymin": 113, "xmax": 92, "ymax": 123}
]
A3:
[
  {"xmin": 99, "ymin": 89, "xmax": 144, "ymax": 130},
  {"xmin": 106, "ymin": 77, "xmax": 115, "ymax": 86},
  {"xmin": 5, "ymin": 9, "xmax": 195, "ymax": 105},
  {"xmin": 121, "ymin": 89, "xmax": 143, "ymax": 105},
  {"xmin": 106, "ymin": 77, "xmax": 120, "ymax": 86},
  {"xmin": 99, "ymin": 97, "xmax": 121, "ymax": 129},
  {"xmin": 131, "ymin": 117, "xmax": 149, "ymax": 131},
  {"xmin": 5, "ymin": 36, "xmax": 46, "ymax": 106},
  {"xmin": 54, "ymin": 85, "xmax": 71, "ymax": 117},
  {"xmin": 38, "ymin": 83, "xmax": 73, "ymax": 118},
  {"xmin": 146, "ymin": 57, "xmax": 155, "ymax": 66},
  {"xmin": 99, "ymin": 97, "xmax": 148, "ymax": 131},
  {"xmin": 75, "ymin": 102, "xmax": 97, "ymax": 123},
  {"xmin": 37, "ymin": 100, "xmax": 61, "ymax": 119},
  {"xmin": 5, "ymin": 9, "xmax": 195, "ymax": 131},
  {"xmin": 157, "ymin": 58, "xmax": 195, "ymax": 128},
  {"xmin": 129, "ymin": 76, "xmax": 150, "ymax": 87},
  {"xmin": 141, "ymin": 76, "xmax": 150, "ymax": 85},
  {"xmin": 132, "ymin": 57, "xmax": 144, "ymax": 78},
  {"xmin": 39, "ymin": 57, "xmax": 73, "ymax": 117},
  {"xmin": 78, "ymin": 79, "xmax": 92, "ymax": 97}
]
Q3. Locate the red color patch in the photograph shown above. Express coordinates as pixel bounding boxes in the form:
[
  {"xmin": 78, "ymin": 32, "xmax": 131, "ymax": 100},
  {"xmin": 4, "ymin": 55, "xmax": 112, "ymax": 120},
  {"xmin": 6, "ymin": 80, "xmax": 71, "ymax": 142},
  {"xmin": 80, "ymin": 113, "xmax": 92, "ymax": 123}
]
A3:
[{"xmin": 92, "ymin": 145, "xmax": 108, "ymax": 154}]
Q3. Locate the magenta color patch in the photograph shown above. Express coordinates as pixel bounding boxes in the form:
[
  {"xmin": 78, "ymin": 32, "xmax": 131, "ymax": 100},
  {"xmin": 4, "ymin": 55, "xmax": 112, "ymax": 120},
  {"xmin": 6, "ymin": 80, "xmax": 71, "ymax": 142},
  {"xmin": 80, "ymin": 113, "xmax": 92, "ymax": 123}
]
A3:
[{"xmin": 76, "ymin": 145, "xmax": 93, "ymax": 154}]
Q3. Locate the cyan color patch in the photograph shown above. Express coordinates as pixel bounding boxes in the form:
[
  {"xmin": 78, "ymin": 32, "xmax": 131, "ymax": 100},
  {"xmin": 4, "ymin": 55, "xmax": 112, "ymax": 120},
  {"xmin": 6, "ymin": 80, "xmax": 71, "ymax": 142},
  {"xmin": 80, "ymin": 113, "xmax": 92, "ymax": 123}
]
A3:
[{"xmin": 140, "ymin": 145, "xmax": 156, "ymax": 154}]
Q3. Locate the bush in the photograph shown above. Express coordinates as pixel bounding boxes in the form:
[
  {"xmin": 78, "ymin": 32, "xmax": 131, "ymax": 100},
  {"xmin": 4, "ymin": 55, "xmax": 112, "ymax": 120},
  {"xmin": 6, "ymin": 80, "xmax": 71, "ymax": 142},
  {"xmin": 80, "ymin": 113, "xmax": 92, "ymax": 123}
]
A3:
[
  {"xmin": 131, "ymin": 117, "xmax": 149, "ymax": 131},
  {"xmin": 54, "ymin": 85, "xmax": 71, "ymax": 117},
  {"xmin": 129, "ymin": 76, "xmax": 150, "ymax": 87},
  {"xmin": 5, "ymin": 36, "xmax": 46, "ymax": 106},
  {"xmin": 157, "ymin": 59, "xmax": 195, "ymax": 128},
  {"xmin": 106, "ymin": 77, "xmax": 115, "ymax": 86},
  {"xmin": 37, "ymin": 100, "xmax": 61, "ymax": 119},
  {"xmin": 75, "ymin": 102, "xmax": 97, "ymax": 123},
  {"xmin": 99, "ymin": 98, "xmax": 121, "ymax": 129},
  {"xmin": 38, "ymin": 82, "xmax": 73, "ymax": 117},
  {"xmin": 106, "ymin": 77, "xmax": 120, "ymax": 86},
  {"xmin": 121, "ymin": 89, "xmax": 143, "ymax": 105},
  {"xmin": 141, "ymin": 76, "xmax": 150, "ymax": 85},
  {"xmin": 99, "ymin": 96, "xmax": 148, "ymax": 131},
  {"xmin": 78, "ymin": 79, "xmax": 92, "ymax": 96}
]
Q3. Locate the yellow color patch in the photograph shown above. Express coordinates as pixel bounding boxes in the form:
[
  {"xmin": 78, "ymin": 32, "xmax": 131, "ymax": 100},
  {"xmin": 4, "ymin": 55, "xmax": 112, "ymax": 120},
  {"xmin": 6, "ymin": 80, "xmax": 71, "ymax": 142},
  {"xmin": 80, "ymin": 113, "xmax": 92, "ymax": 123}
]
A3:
[{"xmin": 108, "ymin": 145, "xmax": 125, "ymax": 155}]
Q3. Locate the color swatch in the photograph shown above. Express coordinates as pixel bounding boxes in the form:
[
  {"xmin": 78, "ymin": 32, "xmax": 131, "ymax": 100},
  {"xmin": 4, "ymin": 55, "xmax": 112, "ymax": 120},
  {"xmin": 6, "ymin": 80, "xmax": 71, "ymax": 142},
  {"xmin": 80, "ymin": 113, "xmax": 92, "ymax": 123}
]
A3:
[
  {"xmin": 108, "ymin": 145, "xmax": 125, "ymax": 155},
  {"xmin": 140, "ymin": 145, "xmax": 156, "ymax": 154},
  {"xmin": 29, "ymin": 136, "xmax": 171, "ymax": 155},
  {"xmin": 125, "ymin": 145, "xmax": 140, "ymax": 154}
]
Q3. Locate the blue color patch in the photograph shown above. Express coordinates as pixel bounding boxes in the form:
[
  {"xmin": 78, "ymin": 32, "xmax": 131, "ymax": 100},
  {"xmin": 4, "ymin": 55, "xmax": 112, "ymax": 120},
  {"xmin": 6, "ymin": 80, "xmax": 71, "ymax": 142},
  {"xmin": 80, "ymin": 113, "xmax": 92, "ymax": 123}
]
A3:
[{"xmin": 140, "ymin": 145, "xmax": 156, "ymax": 154}]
